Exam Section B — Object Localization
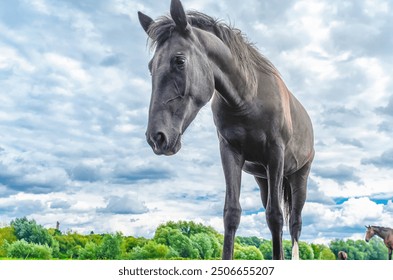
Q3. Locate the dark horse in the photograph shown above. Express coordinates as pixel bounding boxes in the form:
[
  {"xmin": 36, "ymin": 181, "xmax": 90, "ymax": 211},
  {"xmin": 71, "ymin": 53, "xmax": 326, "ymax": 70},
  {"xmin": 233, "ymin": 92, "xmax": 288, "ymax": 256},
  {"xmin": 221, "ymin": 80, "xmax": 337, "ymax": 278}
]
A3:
[
  {"xmin": 365, "ymin": 225, "xmax": 393, "ymax": 260},
  {"xmin": 138, "ymin": 0, "xmax": 314, "ymax": 260}
]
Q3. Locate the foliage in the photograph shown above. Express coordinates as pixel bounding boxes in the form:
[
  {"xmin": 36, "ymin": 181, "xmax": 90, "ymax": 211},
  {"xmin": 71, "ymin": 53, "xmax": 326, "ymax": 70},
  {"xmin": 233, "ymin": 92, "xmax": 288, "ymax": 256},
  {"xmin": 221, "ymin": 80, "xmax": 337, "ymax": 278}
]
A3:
[
  {"xmin": 0, "ymin": 227, "xmax": 17, "ymax": 257},
  {"xmin": 282, "ymin": 240, "xmax": 293, "ymax": 260},
  {"xmin": 6, "ymin": 240, "xmax": 52, "ymax": 259},
  {"xmin": 191, "ymin": 232, "xmax": 221, "ymax": 259},
  {"xmin": 155, "ymin": 227, "xmax": 199, "ymax": 258},
  {"xmin": 236, "ymin": 236, "xmax": 263, "ymax": 248},
  {"xmin": 128, "ymin": 240, "xmax": 170, "ymax": 260},
  {"xmin": 122, "ymin": 236, "xmax": 148, "ymax": 253},
  {"xmin": 329, "ymin": 238, "xmax": 387, "ymax": 260},
  {"xmin": 78, "ymin": 241, "xmax": 99, "ymax": 260},
  {"xmin": 299, "ymin": 241, "xmax": 314, "ymax": 260},
  {"xmin": 319, "ymin": 247, "xmax": 336, "ymax": 260},
  {"xmin": 154, "ymin": 221, "xmax": 221, "ymax": 259},
  {"xmin": 366, "ymin": 239, "xmax": 388, "ymax": 260},
  {"xmin": 97, "ymin": 233, "xmax": 123, "ymax": 260},
  {"xmin": 259, "ymin": 239, "xmax": 273, "ymax": 260},
  {"xmin": 54, "ymin": 231, "xmax": 90, "ymax": 259},
  {"xmin": 11, "ymin": 217, "xmax": 54, "ymax": 247},
  {"xmin": 311, "ymin": 244, "xmax": 335, "ymax": 260},
  {"xmin": 156, "ymin": 221, "xmax": 220, "ymax": 238},
  {"xmin": 0, "ymin": 219, "xmax": 391, "ymax": 260},
  {"xmin": 234, "ymin": 244, "xmax": 263, "ymax": 260}
]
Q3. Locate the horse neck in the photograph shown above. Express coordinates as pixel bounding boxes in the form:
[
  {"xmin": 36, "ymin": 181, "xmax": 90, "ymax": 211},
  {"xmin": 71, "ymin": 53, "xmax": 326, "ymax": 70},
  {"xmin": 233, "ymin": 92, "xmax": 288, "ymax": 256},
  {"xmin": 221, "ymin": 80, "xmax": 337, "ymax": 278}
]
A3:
[
  {"xmin": 195, "ymin": 29, "xmax": 262, "ymax": 108},
  {"xmin": 373, "ymin": 227, "xmax": 390, "ymax": 239}
]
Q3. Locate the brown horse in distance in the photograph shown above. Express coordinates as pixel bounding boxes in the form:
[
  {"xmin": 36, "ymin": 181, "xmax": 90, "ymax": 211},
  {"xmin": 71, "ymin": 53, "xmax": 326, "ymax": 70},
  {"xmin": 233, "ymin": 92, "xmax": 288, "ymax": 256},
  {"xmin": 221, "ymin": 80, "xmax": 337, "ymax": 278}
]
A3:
[
  {"xmin": 365, "ymin": 225, "xmax": 393, "ymax": 260},
  {"xmin": 338, "ymin": 251, "xmax": 347, "ymax": 260}
]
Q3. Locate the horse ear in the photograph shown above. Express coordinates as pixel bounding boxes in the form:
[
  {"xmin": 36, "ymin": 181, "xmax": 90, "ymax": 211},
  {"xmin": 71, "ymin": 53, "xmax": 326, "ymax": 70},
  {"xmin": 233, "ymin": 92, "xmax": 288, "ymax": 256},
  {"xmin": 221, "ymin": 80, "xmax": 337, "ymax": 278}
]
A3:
[
  {"xmin": 138, "ymin": 11, "xmax": 154, "ymax": 35},
  {"xmin": 170, "ymin": 0, "xmax": 189, "ymax": 32}
]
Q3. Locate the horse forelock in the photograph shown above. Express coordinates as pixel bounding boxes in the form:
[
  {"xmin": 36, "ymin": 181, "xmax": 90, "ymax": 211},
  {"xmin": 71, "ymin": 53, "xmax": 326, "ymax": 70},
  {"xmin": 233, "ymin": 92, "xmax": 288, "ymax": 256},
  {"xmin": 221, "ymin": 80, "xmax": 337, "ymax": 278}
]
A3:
[
  {"xmin": 147, "ymin": 11, "xmax": 279, "ymax": 86},
  {"xmin": 147, "ymin": 16, "xmax": 175, "ymax": 50}
]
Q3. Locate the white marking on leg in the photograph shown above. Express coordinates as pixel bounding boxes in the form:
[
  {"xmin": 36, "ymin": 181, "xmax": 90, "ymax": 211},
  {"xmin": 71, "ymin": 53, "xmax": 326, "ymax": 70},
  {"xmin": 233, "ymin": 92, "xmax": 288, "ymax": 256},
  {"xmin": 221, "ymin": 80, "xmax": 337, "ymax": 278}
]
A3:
[{"xmin": 292, "ymin": 241, "xmax": 299, "ymax": 260}]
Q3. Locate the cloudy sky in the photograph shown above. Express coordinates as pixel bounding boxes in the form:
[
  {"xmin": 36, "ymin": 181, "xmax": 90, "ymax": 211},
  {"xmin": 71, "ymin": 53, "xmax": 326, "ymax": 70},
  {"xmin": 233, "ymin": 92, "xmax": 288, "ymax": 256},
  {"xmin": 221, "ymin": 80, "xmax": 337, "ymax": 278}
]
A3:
[{"xmin": 0, "ymin": 0, "xmax": 392, "ymax": 244}]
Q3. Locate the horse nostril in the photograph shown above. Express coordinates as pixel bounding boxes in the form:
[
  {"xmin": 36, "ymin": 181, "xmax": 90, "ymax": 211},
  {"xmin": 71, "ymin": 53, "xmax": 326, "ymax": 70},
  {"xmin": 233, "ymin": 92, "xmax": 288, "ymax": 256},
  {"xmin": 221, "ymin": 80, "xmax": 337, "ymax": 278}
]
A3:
[{"xmin": 154, "ymin": 132, "xmax": 166, "ymax": 148}]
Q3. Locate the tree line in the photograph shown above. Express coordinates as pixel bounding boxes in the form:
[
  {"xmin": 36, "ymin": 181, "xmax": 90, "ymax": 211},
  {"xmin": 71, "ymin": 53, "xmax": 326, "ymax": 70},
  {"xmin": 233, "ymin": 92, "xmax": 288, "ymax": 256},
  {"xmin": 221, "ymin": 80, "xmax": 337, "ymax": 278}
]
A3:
[{"xmin": 0, "ymin": 217, "xmax": 388, "ymax": 260}]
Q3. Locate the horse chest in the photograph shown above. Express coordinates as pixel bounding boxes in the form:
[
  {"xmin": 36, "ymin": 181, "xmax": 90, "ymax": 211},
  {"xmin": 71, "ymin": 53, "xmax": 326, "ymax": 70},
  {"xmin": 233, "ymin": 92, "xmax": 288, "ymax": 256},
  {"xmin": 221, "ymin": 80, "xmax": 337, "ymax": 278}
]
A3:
[
  {"xmin": 217, "ymin": 122, "xmax": 269, "ymax": 160},
  {"xmin": 385, "ymin": 235, "xmax": 393, "ymax": 249}
]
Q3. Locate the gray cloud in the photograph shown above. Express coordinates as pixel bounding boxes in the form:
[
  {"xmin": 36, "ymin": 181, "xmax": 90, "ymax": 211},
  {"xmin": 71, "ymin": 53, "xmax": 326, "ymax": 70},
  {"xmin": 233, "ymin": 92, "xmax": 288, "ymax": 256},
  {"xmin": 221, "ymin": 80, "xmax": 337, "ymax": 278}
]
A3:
[
  {"xmin": 306, "ymin": 178, "xmax": 335, "ymax": 204},
  {"xmin": 0, "ymin": 151, "xmax": 69, "ymax": 194},
  {"xmin": 50, "ymin": 199, "xmax": 72, "ymax": 210},
  {"xmin": 313, "ymin": 164, "xmax": 362, "ymax": 184},
  {"xmin": 98, "ymin": 195, "xmax": 149, "ymax": 214},
  {"xmin": 362, "ymin": 149, "xmax": 393, "ymax": 169},
  {"xmin": 336, "ymin": 137, "xmax": 363, "ymax": 148},
  {"xmin": 113, "ymin": 167, "xmax": 173, "ymax": 183},
  {"xmin": 68, "ymin": 164, "xmax": 102, "ymax": 182},
  {"xmin": 0, "ymin": 200, "xmax": 45, "ymax": 217},
  {"xmin": 376, "ymin": 95, "xmax": 393, "ymax": 117}
]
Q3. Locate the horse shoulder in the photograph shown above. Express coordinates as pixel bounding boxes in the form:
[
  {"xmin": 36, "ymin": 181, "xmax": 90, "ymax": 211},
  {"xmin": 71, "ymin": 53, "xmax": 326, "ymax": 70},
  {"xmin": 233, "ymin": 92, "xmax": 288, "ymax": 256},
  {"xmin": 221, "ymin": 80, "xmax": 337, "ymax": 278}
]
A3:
[
  {"xmin": 274, "ymin": 75, "xmax": 293, "ymax": 134},
  {"xmin": 386, "ymin": 231, "xmax": 393, "ymax": 248}
]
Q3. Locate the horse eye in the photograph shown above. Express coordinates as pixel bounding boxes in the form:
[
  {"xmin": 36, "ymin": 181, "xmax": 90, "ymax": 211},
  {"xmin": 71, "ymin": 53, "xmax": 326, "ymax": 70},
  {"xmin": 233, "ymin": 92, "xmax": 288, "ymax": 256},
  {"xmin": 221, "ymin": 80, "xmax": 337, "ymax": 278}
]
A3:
[{"xmin": 174, "ymin": 56, "xmax": 186, "ymax": 67}]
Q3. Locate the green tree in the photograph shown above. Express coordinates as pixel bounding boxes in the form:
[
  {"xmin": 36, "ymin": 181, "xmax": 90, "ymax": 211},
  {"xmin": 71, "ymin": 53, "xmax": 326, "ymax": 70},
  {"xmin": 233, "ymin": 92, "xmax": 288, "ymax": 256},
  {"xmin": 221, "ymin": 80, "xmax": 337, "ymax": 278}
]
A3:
[
  {"xmin": 366, "ymin": 239, "xmax": 388, "ymax": 260},
  {"xmin": 312, "ymin": 243, "xmax": 335, "ymax": 260},
  {"xmin": 154, "ymin": 227, "xmax": 198, "ymax": 259},
  {"xmin": 97, "ymin": 233, "xmax": 123, "ymax": 260},
  {"xmin": 48, "ymin": 228, "xmax": 62, "ymax": 237},
  {"xmin": 79, "ymin": 241, "xmax": 99, "ymax": 260},
  {"xmin": 299, "ymin": 241, "xmax": 314, "ymax": 260},
  {"xmin": 54, "ymin": 232, "xmax": 89, "ymax": 259},
  {"xmin": 0, "ymin": 226, "xmax": 17, "ymax": 257},
  {"xmin": 156, "ymin": 221, "xmax": 221, "ymax": 239},
  {"xmin": 236, "ymin": 236, "xmax": 263, "ymax": 248},
  {"xmin": 6, "ymin": 240, "xmax": 52, "ymax": 259},
  {"xmin": 259, "ymin": 239, "xmax": 272, "ymax": 260},
  {"xmin": 234, "ymin": 244, "xmax": 264, "ymax": 260},
  {"xmin": 330, "ymin": 239, "xmax": 369, "ymax": 260},
  {"xmin": 319, "ymin": 247, "xmax": 336, "ymax": 260},
  {"xmin": 283, "ymin": 240, "xmax": 292, "ymax": 260},
  {"xmin": 260, "ymin": 240, "xmax": 313, "ymax": 260},
  {"xmin": 11, "ymin": 217, "xmax": 54, "ymax": 246},
  {"xmin": 129, "ymin": 241, "xmax": 170, "ymax": 260},
  {"xmin": 167, "ymin": 229, "xmax": 199, "ymax": 259},
  {"xmin": 191, "ymin": 232, "xmax": 221, "ymax": 259},
  {"xmin": 122, "ymin": 236, "xmax": 148, "ymax": 254},
  {"xmin": 329, "ymin": 239, "xmax": 347, "ymax": 259}
]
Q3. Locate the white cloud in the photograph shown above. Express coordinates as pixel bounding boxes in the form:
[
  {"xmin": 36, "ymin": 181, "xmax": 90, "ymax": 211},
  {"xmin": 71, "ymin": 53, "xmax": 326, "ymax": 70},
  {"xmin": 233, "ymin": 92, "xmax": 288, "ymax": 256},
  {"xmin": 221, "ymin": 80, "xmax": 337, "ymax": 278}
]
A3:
[
  {"xmin": 98, "ymin": 195, "xmax": 149, "ymax": 215},
  {"xmin": 339, "ymin": 197, "xmax": 384, "ymax": 226},
  {"xmin": 23, "ymin": 0, "xmax": 50, "ymax": 14},
  {"xmin": 44, "ymin": 53, "xmax": 91, "ymax": 84},
  {"xmin": 363, "ymin": 0, "xmax": 390, "ymax": 17},
  {"xmin": 0, "ymin": 45, "xmax": 35, "ymax": 72}
]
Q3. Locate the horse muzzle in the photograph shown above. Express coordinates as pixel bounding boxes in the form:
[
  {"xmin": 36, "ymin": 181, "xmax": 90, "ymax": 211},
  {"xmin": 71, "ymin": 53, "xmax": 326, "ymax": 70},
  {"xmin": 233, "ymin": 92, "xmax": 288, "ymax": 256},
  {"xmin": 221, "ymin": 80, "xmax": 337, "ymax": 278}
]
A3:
[{"xmin": 146, "ymin": 131, "xmax": 181, "ymax": 156}]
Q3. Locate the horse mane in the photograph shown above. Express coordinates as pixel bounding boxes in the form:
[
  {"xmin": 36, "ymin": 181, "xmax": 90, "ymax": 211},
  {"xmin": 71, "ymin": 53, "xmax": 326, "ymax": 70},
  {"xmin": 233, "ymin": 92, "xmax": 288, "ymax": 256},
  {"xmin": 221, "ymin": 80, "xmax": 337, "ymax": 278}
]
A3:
[
  {"xmin": 372, "ymin": 226, "xmax": 393, "ymax": 233},
  {"xmin": 147, "ymin": 11, "xmax": 279, "ymax": 85}
]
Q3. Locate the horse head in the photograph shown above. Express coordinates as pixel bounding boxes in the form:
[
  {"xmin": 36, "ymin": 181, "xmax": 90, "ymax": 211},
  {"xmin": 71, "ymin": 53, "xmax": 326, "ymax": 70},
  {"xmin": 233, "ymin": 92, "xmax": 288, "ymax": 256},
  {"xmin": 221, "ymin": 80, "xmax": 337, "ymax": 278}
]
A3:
[
  {"xmin": 365, "ymin": 225, "xmax": 374, "ymax": 242},
  {"xmin": 138, "ymin": 0, "xmax": 214, "ymax": 155}
]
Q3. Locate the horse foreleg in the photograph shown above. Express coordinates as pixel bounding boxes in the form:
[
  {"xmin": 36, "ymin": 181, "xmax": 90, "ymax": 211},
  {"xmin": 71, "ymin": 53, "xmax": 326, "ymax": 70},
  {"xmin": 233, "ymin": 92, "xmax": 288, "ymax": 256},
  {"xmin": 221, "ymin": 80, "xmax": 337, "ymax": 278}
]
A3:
[
  {"xmin": 219, "ymin": 137, "xmax": 244, "ymax": 260},
  {"xmin": 389, "ymin": 248, "xmax": 392, "ymax": 260},
  {"xmin": 266, "ymin": 146, "xmax": 285, "ymax": 260}
]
